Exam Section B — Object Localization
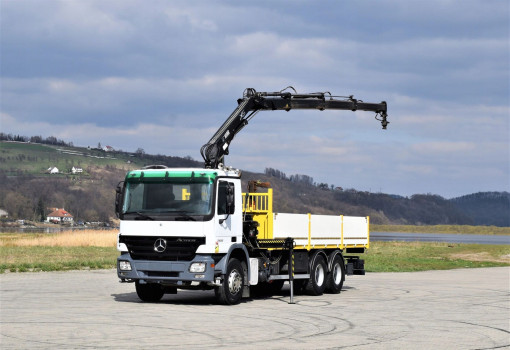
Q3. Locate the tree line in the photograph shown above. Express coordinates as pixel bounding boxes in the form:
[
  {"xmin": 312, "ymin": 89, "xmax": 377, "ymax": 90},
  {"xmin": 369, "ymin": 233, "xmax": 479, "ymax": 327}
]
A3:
[
  {"xmin": 265, "ymin": 167, "xmax": 314, "ymax": 186},
  {"xmin": 0, "ymin": 133, "xmax": 73, "ymax": 147}
]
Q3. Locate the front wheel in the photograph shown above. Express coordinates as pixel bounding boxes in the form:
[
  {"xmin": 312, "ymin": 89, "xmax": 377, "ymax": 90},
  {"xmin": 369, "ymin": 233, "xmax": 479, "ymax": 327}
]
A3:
[
  {"xmin": 325, "ymin": 254, "xmax": 345, "ymax": 294},
  {"xmin": 215, "ymin": 258, "xmax": 244, "ymax": 305},
  {"xmin": 135, "ymin": 282, "xmax": 164, "ymax": 302}
]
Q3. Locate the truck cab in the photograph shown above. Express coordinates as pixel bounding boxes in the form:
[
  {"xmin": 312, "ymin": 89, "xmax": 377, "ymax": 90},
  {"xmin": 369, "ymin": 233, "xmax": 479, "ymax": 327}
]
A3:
[{"xmin": 116, "ymin": 166, "xmax": 251, "ymax": 303}]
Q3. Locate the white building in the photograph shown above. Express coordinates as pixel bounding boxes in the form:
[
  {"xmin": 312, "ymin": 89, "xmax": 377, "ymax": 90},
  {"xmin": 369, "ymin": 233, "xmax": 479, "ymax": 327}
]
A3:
[
  {"xmin": 47, "ymin": 167, "xmax": 59, "ymax": 174},
  {"xmin": 46, "ymin": 208, "xmax": 74, "ymax": 224}
]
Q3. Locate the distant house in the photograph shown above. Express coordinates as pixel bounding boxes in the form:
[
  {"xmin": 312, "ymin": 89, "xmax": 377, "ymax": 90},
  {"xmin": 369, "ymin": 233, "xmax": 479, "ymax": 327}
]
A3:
[
  {"xmin": 71, "ymin": 167, "xmax": 83, "ymax": 174},
  {"xmin": 47, "ymin": 167, "xmax": 59, "ymax": 174},
  {"xmin": 103, "ymin": 145, "xmax": 114, "ymax": 152},
  {"xmin": 0, "ymin": 209, "xmax": 8, "ymax": 218},
  {"xmin": 46, "ymin": 208, "xmax": 74, "ymax": 224}
]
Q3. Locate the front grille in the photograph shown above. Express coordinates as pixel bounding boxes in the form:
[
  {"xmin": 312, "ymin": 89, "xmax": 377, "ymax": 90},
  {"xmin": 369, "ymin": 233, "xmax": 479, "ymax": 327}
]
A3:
[{"xmin": 120, "ymin": 236, "xmax": 205, "ymax": 261}]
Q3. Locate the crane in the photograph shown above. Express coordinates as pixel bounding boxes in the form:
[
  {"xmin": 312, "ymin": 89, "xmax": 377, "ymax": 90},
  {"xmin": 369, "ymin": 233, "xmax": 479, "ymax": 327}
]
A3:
[{"xmin": 200, "ymin": 87, "xmax": 389, "ymax": 169}]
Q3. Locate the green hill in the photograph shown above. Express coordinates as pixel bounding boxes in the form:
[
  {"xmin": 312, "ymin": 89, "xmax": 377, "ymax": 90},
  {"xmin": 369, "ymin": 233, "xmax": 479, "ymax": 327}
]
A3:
[
  {"xmin": 0, "ymin": 141, "xmax": 136, "ymax": 175},
  {"xmin": 0, "ymin": 141, "xmax": 199, "ymax": 223},
  {"xmin": 0, "ymin": 140, "xmax": 508, "ymax": 226},
  {"xmin": 451, "ymin": 192, "xmax": 510, "ymax": 226}
]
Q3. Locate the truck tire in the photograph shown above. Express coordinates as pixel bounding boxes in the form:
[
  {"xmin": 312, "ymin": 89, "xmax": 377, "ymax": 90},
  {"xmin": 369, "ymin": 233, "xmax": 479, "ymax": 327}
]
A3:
[
  {"xmin": 325, "ymin": 254, "xmax": 345, "ymax": 294},
  {"xmin": 215, "ymin": 258, "xmax": 244, "ymax": 305},
  {"xmin": 306, "ymin": 255, "xmax": 327, "ymax": 296},
  {"xmin": 135, "ymin": 282, "xmax": 164, "ymax": 302}
]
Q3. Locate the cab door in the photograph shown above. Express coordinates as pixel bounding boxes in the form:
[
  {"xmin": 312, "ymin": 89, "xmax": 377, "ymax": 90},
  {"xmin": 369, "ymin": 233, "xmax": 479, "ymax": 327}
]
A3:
[{"xmin": 215, "ymin": 180, "xmax": 242, "ymax": 253}]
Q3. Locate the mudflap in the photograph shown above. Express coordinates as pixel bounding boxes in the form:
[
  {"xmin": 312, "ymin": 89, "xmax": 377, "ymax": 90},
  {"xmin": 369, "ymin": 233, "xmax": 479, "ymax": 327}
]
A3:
[{"xmin": 345, "ymin": 256, "xmax": 365, "ymax": 276}]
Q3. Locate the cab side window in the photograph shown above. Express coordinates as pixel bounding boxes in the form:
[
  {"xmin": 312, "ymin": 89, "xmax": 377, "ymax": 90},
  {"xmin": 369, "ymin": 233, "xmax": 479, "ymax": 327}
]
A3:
[{"xmin": 218, "ymin": 181, "xmax": 234, "ymax": 215}]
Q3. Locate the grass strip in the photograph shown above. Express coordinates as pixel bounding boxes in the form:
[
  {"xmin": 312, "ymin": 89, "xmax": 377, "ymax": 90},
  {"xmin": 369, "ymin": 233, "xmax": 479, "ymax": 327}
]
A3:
[
  {"xmin": 365, "ymin": 242, "xmax": 510, "ymax": 272},
  {"xmin": 0, "ymin": 246, "xmax": 118, "ymax": 273},
  {"xmin": 0, "ymin": 242, "xmax": 508, "ymax": 274}
]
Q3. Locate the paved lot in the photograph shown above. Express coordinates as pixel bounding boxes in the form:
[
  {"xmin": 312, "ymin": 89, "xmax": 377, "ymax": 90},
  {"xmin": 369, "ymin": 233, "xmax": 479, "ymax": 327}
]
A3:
[{"xmin": 1, "ymin": 267, "xmax": 509, "ymax": 349}]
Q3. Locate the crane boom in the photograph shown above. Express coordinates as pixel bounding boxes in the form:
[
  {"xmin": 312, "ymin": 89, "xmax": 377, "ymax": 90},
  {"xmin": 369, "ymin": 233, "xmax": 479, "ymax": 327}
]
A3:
[{"xmin": 201, "ymin": 87, "xmax": 389, "ymax": 169}]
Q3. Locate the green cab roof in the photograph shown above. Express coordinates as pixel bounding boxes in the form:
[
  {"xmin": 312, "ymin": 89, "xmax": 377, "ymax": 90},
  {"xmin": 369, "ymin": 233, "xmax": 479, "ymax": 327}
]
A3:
[{"xmin": 125, "ymin": 169, "xmax": 218, "ymax": 182}]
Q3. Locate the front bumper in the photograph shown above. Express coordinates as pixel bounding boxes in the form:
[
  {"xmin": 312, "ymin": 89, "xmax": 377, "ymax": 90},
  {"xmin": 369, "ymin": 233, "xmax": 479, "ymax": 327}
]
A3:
[{"xmin": 117, "ymin": 253, "xmax": 216, "ymax": 284}]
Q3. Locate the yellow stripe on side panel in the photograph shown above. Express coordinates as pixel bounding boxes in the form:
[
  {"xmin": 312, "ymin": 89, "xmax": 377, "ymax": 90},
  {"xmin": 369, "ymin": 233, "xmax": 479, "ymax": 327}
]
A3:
[
  {"xmin": 367, "ymin": 216, "xmax": 370, "ymax": 249},
  {"xmin": 268, "ymin": 189, "xmax": 273, "ymax": 239},
  {"xmin": 307, "ymin": 213, "xmax": 311, "ymax": 251},
  {"xmin": 340, "ymin": 215, "xmax": 344, "ymax": 249}
]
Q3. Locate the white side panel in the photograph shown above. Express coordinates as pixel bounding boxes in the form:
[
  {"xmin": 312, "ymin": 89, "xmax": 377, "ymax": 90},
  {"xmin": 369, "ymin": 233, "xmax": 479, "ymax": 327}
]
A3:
[
  {"xmin": 271, "ymin": 213, "xmax": 368, "ymax": 247},
  {"xmin": 343, "ymin": 216, "xmax": 369, "ymax": 246},
  {"xmin": 273, "ymin": 213, "xmax": 309, "ymax": 246},
  {"xmin": 310, "ymin": 215, "xmax": 342, "ymax": 246}
]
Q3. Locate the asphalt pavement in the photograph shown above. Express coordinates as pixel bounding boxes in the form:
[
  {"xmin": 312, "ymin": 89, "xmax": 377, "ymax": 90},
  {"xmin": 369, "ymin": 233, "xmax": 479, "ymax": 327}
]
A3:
[{"xmin": 1, "ymin": 267, "xmax": 509, "ymax": 349}]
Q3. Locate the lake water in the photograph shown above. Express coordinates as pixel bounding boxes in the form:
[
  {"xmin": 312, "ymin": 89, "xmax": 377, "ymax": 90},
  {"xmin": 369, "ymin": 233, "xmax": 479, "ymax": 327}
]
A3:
[
  {"xmin": 0, "ymin": 227, "xmax": 116, "ymax": 234},
  {"xmin": 371, "ymin": 232, "xmax": 510, "ymax": 245}
]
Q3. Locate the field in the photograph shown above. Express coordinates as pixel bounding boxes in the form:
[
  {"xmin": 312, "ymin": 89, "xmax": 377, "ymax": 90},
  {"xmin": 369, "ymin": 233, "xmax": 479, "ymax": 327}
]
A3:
[
  {"xmin": 0, "ymin": 230, "xmax": 118, "ymax": 272},
  {"xmin": 1, "ymin": 230, "xmax": 509, "ymax": 273},
  {"xmin": 0, "ymin": 141, "xmax": 138, "ymax": 175},
  {"xmin": 365, "ymin": 241, "xmax": 510, "ymax": 271}
]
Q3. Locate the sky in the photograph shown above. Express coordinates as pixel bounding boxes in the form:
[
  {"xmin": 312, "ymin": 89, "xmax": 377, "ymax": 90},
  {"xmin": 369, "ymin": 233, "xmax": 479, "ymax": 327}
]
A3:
[{"xmin": 1, "ymin": 0, "xmax": 508, "ymax": 198}]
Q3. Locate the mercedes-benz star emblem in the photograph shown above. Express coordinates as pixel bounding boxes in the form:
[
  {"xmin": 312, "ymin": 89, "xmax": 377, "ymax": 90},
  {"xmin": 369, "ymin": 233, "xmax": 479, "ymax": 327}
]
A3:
[{"xmin": 154, "ymin": 238, "xmax": 167, "ymax": 253}]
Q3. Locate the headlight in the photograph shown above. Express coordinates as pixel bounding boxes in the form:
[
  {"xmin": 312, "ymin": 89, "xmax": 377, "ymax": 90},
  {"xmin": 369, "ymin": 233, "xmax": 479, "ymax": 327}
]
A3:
[
  {"xmin": 119, "ymin": 261, "xmax": 132, "ymax": 271},
  {"xmin": 189, "ymin": 262, "xmax": 206, "ymax": 273}
]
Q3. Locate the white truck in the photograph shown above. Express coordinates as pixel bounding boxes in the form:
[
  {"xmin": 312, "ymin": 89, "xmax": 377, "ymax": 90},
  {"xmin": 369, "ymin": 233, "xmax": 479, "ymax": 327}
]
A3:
[{"xmin": 115, "ymin": 88, "xmax": 389, "ymax": 304}]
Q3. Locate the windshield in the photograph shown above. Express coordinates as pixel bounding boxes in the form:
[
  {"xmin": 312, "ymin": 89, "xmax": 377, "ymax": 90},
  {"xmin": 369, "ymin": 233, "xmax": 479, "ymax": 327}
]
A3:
[{"xmin": 122, "ymin": 179, "xmax": 213, "ymax": 218}]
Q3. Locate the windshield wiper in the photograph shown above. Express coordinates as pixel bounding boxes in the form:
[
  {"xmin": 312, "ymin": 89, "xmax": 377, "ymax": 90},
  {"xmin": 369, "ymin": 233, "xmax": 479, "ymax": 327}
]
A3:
[
  {"xmin": 124, "ymin": 211, "xmax": 155, "ymax": 220},
  {"xmin": 161, "ymin": 210, "xmax": 197, "ymax": 221}
]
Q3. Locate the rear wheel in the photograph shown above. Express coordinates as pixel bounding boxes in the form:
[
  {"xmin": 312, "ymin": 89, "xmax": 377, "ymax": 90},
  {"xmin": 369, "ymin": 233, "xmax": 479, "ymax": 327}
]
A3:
[
  {"xmin": 306, "ymin": 255, "xmax": 327, "ymax": 296},
  {"xmin": 215, "ymin": 258, "xmax": 244, "ymax": 305},
  {"xmin": 325, "ymin": 254, "xmax": 345, "ymax": 294},
  {"xmin": 135, "ymin": 282, "xmax": 164, "ymax": 302}
]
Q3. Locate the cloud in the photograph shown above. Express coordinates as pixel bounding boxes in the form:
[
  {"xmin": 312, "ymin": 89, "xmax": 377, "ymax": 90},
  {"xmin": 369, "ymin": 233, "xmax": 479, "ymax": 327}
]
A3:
[
  {"xmin": 0, "ymin": 0, "xmax": 508, "ymax": 197},
  {"xmin": 411, "ymin": 142, "xmax": 475, "ymax": 154}
]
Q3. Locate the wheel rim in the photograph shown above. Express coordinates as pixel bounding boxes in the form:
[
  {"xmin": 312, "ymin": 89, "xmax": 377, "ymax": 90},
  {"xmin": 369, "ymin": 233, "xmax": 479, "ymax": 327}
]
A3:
[
  {"xmin": 333, "ymin": 263, "xmax": 342, "ymax": 285},
  {"xmin": 228, "ymin": 269, "xmax": 242, "ymax": 295},
  {"xmin": 315, "ymin": 263, "xmax": 325, "ymax": 286}
]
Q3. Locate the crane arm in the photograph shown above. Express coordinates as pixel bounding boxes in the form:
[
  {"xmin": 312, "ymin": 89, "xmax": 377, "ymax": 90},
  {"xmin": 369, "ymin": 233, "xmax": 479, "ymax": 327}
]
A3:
[{"xmin": 201, "ymin": 87, "xmax": 389, "ymax": 169}]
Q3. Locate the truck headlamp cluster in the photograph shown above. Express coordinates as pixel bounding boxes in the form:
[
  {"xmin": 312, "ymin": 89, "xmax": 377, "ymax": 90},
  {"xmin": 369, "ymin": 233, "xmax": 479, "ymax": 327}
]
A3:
[
  {"xmin": 189, "ymin": 262, "xmax": 206, "ymax": 273},
  {"xmin": 119, "ymin": 261, "xmax": 132, "ymax": 271}
]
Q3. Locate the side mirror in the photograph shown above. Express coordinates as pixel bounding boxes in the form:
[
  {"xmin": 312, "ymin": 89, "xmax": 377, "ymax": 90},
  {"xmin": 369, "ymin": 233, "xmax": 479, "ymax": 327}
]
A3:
[{"xmin": 115, "ymin": 181, "xmax": 124, "ymax": 218}]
